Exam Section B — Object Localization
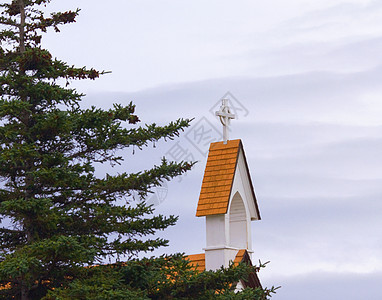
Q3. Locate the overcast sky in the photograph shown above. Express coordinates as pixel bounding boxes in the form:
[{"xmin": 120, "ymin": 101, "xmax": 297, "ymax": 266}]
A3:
[{"xmin": 41, "ymin": 1, "xmax": 382, "ymax": 299}]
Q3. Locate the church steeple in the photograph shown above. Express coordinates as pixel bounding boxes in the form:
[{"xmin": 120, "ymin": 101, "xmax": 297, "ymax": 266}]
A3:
[
  {"xmin": 186, "ymin": 99, "xmax": 262, "ymax": 288},
  {"xmin": 196, "ymin": 139, "xmax": 260, "ymax": 270}
]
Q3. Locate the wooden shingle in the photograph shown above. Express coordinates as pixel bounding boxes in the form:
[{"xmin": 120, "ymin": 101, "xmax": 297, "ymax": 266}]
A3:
[
  {"xmin": 186, "ymin": 249, "xmax": 251, "ymax": 271},
  {"xmin": 186, "ymin": 253, "xmax": 205, "ymax": 272},
  {"xmin": 196, "ymin": 139, "xmax": 241, "ymax": 217}
]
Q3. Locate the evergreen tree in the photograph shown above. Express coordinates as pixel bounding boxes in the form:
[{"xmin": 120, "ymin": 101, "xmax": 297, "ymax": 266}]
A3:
[
  {"xmin": 0, "ymin": 1, "xmax": 276, "ymax": 299},
  {"xmin": 45, "ymin": 255, "xmax": 277, "ymax": 300}
]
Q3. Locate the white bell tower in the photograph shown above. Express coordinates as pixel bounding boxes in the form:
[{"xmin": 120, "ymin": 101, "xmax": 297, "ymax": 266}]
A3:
[{"xmin": 196, "ymin": 99, "xmax": 260, "ymax": 270}]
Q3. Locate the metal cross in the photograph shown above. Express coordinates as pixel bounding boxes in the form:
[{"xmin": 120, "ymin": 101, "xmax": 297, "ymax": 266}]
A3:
[{"xmin": 215, "ymin": 98, "xmax": 236, "ymax": 144}]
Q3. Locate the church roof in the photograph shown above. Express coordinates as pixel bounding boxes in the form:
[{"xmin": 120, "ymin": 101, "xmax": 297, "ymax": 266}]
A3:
[
  {"xmin": 196, "ymin": 139, "xmax": 240, "ymax": 216},
  {"xmin": 186, "ymin": 250, "xmax": 245, "ymax": 271},
  {"xmin": 186, "ymin": 253, "xmax": 205, "ymax": 272},
  {"xmin": 186, "ymin": 249, "xmax": 262, "ymax": 289},
  {"xmin": 196, "ymin": 139, "xmax": 259, "ymax": 218}
]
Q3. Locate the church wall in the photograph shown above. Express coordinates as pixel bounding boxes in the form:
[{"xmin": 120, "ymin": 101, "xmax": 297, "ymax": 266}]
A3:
[{"xmin": 205, "ymin": 214, "xmax": 227, "ymax": 248}]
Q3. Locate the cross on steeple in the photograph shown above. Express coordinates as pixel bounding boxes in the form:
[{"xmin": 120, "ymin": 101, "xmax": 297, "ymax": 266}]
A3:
[{"xmin": 215, "ymin": 99, "xmax": 236, "ymax": 144}]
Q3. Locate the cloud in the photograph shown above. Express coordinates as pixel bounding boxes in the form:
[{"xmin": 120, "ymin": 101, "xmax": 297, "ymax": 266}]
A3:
[
  {"xmin": 244, "ymin": 36, "xmax": 382, "ymax": 77},
  {"xmin": 84, "ymin": 65, "xmax": 382, "ymax": 130},
  {"xmin": 261, "ymin": 271, "xmax": 382, "ymax": 300},
  {"xmin": 251, "ymin": 137, "xmax": 382, "ymax": 180},
  {"xmin": 234, "ymin": 1, "xmax": 382, "ymax": 80},
  {"xmin": 278, "ymin": 0, "xmax": 382, "ymax": 41}
]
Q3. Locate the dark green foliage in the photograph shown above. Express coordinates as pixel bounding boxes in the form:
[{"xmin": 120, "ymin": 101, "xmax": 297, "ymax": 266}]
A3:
[
  {"xmin": 43, "ymin": 254, "xmax": 277, "ymax": 300},
  {"xmin": 0, "ymin": 1, "xmax": 276, "ymax": 299}
]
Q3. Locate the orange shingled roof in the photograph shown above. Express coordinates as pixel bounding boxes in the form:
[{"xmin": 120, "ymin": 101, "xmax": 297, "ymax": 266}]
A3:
[
  {"xmin": 186, "ymin": 249, "xmax": 247, "ymax": 272},
  {"xmin": 186, "ymin": 250, "xmax": 262, "ymax": 289},
  {"xmin": 196, "ymin": 139, "xmax": 241, "ymax": 217},
  {"xmin": 233, "ymin": 249, "xmax": 246, "ymax": 264},
  {"xmin": 186, "ymin": 253, "xmax": 205, "ymax": 272}
]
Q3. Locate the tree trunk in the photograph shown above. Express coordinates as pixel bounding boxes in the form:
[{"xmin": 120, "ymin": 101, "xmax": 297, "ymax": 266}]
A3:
[
  {"xmin": 18, "ymin": 3, "xmax": 30, "ymax": 299},
  {"xmin": 19, "ymin": 0, "xmax": 25, "ymax": 53},
  {"xmin": 21, "ymin": 283, "xmax": 28, "ymax": 300}
]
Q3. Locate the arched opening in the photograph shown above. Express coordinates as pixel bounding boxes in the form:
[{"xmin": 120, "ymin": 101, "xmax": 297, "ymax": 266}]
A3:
[{"xmin": 229, "ymin": 192, "xmax": 248, "ymax": 249}]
